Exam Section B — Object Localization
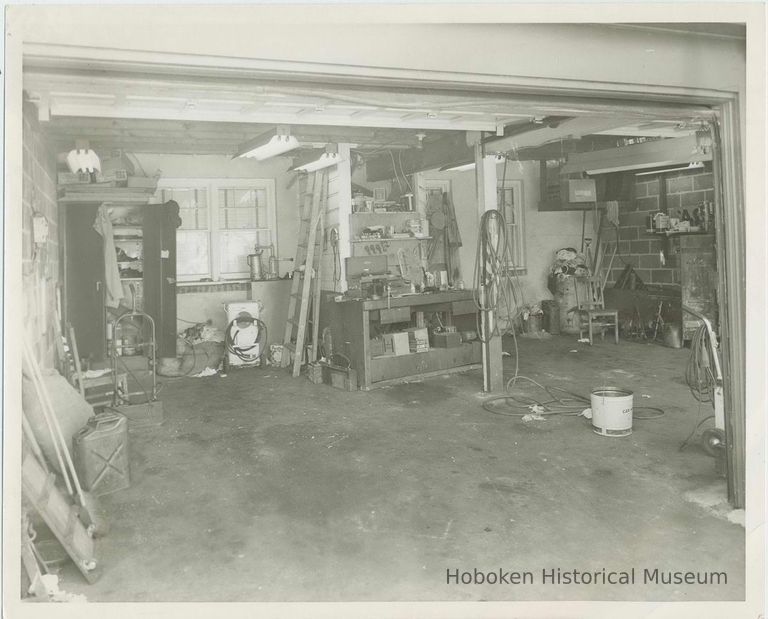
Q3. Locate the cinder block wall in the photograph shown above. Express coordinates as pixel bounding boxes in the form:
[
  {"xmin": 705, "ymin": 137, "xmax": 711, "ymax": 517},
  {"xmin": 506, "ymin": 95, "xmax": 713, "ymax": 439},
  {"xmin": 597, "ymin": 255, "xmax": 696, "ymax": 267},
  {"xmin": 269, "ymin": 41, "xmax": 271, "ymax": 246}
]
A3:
[
  {"xmin": 22, "ymin": 98, "xmax": 61, "ymax": 367},
  {"xmin": 605, "ymin": 164, "xmax": 715, "ymax": 287}
]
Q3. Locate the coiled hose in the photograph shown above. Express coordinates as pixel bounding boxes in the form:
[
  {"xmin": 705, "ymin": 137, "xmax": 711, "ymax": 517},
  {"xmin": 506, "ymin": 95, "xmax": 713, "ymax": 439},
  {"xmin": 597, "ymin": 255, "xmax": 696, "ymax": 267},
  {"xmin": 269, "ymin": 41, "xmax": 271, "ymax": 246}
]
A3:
[
  {"xmin": 482, "ymin": 375, "xmax": 665, "ymax": 420},
  {"xmin": 224, "ymin": 318, "xmax": 267, "ymax": 363}
]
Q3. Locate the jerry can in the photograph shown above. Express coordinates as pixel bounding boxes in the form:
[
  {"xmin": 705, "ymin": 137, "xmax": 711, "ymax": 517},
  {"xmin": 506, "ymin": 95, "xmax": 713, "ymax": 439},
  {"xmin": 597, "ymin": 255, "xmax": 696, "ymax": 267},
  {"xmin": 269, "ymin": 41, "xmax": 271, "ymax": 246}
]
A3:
[{"xmin": 72, "ymin": 410, "xmax": 130, "ymax": 496}]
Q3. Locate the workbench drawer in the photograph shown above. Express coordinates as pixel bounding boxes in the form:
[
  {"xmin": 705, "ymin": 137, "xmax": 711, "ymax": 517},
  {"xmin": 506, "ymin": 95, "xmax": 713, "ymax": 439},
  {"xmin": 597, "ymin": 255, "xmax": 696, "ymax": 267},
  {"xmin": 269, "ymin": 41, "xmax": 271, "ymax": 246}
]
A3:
[
  {"xmin": 378, "ymin": 307, "xmax": 411, "ymax": 324},
  {"xmin": 451, "ymin": 299, "xmax": 477, "ymax": 315}
]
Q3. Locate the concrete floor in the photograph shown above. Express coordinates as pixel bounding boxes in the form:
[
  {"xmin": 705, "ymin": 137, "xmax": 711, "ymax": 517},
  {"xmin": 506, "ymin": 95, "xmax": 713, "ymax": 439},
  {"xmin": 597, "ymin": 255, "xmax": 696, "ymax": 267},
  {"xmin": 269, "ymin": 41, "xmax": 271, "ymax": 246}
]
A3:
[{"xmin": 57, "ymin": 335, "xmax": 744, "ymax": 602}]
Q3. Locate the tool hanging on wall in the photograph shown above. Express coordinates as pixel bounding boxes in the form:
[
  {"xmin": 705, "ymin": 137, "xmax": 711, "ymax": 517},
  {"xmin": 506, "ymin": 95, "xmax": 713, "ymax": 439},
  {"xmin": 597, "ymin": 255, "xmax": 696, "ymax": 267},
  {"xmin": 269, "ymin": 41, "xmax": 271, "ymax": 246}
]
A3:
[{"xmin": 282, "ymin": 169, "xmax": 328, "ymax": 377}]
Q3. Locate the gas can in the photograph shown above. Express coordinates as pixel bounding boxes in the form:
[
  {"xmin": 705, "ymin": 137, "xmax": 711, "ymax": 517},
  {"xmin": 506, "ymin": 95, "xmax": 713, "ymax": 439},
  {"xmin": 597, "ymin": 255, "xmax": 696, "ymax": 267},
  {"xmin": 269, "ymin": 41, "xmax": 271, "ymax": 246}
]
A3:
[{"xmin": 72, "ymin": 411, "xmax": 130, "ymax": 496}]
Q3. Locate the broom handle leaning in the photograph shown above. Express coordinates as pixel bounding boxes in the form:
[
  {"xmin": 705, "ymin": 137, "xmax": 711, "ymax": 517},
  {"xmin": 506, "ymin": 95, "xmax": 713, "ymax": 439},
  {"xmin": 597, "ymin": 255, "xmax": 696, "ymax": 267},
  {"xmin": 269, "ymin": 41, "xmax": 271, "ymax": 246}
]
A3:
[
  {"xmin": 22, "ymin": 338, "xmax": 85, "ymax": 502},
  {"xmin": 22, "ymin": 341, "xmax": 73, "ymax": 495}
]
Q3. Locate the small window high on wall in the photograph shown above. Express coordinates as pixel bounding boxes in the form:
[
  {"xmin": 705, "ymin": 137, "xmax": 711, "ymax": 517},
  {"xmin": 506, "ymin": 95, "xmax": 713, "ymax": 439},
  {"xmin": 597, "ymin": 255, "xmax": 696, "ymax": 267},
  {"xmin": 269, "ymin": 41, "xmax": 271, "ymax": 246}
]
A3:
[
  {"xmin": 156, "ymin": 179, "xmax": 276, "ymax": 281},
  {"xmin": 498, "ymin": 180, "xmax": 525, "ymax": 270}
]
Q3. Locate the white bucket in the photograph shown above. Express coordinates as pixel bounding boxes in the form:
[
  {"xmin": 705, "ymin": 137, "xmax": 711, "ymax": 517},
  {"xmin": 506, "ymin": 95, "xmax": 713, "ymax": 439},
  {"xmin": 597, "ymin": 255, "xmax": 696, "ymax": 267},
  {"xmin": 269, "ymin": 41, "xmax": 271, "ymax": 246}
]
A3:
[{"xmin": 591, "ymin": 388, "xmax": 633, "ymax": 437}]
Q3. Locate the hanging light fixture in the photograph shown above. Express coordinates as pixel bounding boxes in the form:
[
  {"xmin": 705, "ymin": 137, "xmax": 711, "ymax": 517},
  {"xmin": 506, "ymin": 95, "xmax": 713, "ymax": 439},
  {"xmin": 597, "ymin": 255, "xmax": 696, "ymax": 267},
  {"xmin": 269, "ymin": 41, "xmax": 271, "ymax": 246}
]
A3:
[
  {"xmin": 290, "ymin": 146, "xmax": 340, "ymax": 172},
  {"xmin": 440, "ymin": 161, "xmax": 475, "ymax": 172},
  {"xmin": 235, "ymin": 126, "xmax": 300, "ymax": 161},
  {"xmin": 66, "ymin": 141, "xmax": 101, "ymax": 173},
  {"xmin": 439, "ymin": 154, "xmax": 504, "ymax": 172},
  {"xmin": 634, "ymin": 161, "xmax": 705, "ymax": 176}
]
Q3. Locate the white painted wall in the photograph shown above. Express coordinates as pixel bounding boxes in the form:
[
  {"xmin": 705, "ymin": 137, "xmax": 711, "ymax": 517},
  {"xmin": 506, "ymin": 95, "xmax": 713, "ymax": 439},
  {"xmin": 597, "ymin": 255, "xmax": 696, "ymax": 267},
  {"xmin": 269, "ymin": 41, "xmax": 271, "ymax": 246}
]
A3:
[
  {"xmin": 133, "ymin": 153, "xmax": 299, "ymax": 265},
  {"xmin": 419, "ymin": 161, "xmax": 594, "ymax": 305},
  {"xmin": 177, "ymin": 288, "xmax": 248, "ymax": 331}
]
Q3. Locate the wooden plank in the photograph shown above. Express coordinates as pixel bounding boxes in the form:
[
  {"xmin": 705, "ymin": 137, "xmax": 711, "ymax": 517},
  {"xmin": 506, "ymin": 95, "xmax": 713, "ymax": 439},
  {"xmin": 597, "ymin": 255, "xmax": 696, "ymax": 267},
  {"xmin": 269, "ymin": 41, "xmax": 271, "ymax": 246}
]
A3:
[
  {"xmin": 364, "ymin": 363, "xmax": 482, "ymax": 390},
  {"xmin": 291, "ymin": 170, "xmax": 325, "ymax": 377},
  {"xmin": 369, "ymin": 342, "xmax": 482, "ymax": 384},
  {"xmin": 22, "ymin": 449, "xmax": 100, "ymax": 583}
]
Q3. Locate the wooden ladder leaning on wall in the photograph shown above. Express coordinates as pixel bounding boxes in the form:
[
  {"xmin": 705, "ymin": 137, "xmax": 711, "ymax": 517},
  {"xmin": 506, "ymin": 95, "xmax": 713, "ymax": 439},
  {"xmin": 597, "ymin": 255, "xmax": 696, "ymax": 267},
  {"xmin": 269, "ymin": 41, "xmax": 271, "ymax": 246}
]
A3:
[{"xmin": 282, "ymin": 169, "xmax": 327, "ymax": 377}]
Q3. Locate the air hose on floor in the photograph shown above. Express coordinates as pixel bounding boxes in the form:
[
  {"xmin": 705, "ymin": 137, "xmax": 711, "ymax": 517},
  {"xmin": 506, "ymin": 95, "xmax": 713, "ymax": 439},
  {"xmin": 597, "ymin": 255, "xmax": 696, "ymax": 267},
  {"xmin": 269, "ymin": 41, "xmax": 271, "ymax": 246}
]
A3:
[{"xmin": 482, "ymin": 375, "xmax": 665, "ymax": 421}]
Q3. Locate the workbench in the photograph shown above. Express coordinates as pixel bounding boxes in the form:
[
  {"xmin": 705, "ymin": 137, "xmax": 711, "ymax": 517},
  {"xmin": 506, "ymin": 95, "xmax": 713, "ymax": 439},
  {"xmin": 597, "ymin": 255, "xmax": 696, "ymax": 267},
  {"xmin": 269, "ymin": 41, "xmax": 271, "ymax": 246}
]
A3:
[{"xmin": 321, "ymin": 289, "xmax": 481, "ymax": 390}]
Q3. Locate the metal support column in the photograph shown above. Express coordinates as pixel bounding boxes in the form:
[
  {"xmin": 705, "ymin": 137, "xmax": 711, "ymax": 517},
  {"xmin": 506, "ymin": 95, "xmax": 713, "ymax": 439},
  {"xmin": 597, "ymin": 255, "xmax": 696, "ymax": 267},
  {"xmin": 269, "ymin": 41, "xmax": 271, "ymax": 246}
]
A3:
[
  {"xmin": 711, "ymin": 108, "xmax": 746, "ymax": 509},
  {"xmin": 475, "ymin": 143, "xmax": 504, "ymax": 393}
]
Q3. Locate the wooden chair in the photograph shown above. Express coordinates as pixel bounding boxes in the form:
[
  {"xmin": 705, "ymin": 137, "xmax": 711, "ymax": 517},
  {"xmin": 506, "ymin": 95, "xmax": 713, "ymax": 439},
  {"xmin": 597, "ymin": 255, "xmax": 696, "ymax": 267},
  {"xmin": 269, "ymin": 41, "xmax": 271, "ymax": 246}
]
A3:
[{"xmin": 575, "ymin": 276, "xmax": 619, "ymax": 345}]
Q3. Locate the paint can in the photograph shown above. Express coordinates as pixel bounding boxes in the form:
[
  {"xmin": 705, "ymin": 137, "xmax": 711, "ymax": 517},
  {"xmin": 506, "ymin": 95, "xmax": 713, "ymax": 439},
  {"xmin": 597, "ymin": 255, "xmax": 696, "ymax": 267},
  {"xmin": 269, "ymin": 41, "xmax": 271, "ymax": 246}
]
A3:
[{"xmin": 590, "ymin": 388, "xmax": 633, "ymax": 437}]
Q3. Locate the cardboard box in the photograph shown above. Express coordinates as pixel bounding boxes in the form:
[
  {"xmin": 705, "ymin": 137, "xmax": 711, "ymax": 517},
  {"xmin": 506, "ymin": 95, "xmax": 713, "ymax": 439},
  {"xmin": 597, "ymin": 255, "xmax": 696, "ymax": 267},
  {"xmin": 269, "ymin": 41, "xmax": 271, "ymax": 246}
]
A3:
[
  {"xmin": 58, "ymin": 172, "xmax": 91, "ymax": 185},
  {"xmin": 383, "ymin": 332, "xmax": 410, "ymax": 356},
  {"xmin": 97, "ymin": 169, "xmax": 129, "ymax": 185},
  {"xmin": 407, "ymin": 328, "xmax": 430, "ymax": 353},
  {"xmin": 369, "ymin": 337, "xmax": 386, "ymax": 357},
  {"xmin": 322, "ymin": 363, "xmax": 358, "ymax": 391},
  {"xmin": 306, "ymin": 361, "xmax": 324, "ymax": 384}
]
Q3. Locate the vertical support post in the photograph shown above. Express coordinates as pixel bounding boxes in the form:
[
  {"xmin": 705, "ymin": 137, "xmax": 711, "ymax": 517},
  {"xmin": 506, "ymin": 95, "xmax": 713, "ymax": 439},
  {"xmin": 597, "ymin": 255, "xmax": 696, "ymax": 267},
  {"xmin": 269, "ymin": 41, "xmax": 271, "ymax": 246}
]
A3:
[
  {"xmin": 475, "ymin": 143, "xmax": 503, "ymax": 393},
  {"xmin": 711, "ymin": 107, "xmax": 746, "ymax": 509},
  {"xmin": 336, "ymin": 144, "xmax": 353, "ymax": 292}
]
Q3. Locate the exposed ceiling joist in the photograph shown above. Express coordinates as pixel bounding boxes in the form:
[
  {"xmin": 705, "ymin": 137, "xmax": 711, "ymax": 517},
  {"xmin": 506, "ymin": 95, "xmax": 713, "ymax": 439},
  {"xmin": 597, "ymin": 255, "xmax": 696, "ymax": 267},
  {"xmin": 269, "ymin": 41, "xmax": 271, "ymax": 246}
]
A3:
[
  {"xmin": 483, "ymin": 116, "xmax": 645, "ymax": 154},
  {"xmin": 41, "ymin": 116, "xmax": 440, "ymax": 155}
]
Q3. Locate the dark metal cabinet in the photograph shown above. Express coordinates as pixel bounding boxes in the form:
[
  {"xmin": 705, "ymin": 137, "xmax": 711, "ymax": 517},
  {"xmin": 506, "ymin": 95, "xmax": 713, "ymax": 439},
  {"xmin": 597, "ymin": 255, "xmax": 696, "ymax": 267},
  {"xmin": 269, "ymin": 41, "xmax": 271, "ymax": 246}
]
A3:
[
  {"xmin": 63, "ymin": 199, "xmax": 178, "ymax": 361},
  {"xmin": 142, "ymin": 203, "xmax": 178, "ymax": 357},
  {"xmin": 65, "ymin": 203, "xmax": 107, "ymax": 360}
]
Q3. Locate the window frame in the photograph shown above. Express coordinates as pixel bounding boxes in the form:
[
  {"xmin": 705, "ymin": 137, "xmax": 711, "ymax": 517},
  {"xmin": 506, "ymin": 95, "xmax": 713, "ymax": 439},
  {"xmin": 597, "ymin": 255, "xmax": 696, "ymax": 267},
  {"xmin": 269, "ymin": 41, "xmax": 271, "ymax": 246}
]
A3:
[
  {"xmin": 157, "ymin": 177, "xmax": 277, "ymax": 282},
  {"xmin": 497, "ymin": 179, "xmax": 526, "ymax": 271}
]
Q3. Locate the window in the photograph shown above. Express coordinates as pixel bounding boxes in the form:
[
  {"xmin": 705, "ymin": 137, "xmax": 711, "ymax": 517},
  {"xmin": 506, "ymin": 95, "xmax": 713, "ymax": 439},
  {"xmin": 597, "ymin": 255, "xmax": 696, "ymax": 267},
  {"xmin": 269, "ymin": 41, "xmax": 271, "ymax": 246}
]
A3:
[
  {"xmin": 498, "ymin": 180, "xmax": 525, "ymax": 269},
  {"xmin": 156, "ymin": 179, "xmax": 276, "ymax": 281}
]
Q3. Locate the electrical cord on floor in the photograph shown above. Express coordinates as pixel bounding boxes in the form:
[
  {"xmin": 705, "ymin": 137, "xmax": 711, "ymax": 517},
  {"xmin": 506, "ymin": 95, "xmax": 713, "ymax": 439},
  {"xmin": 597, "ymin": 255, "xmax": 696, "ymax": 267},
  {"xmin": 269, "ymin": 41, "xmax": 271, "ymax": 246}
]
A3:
[
  {"xmin": 159, "ymin": 338, "xmax": 201, "ymax": 379},
  {"xmin": 678, "ymin": 413, "xmax": 716, "ymax": 451},
  {"xmin": 482, "ymin": 375, "xmax": 666, "ymax": 421}
]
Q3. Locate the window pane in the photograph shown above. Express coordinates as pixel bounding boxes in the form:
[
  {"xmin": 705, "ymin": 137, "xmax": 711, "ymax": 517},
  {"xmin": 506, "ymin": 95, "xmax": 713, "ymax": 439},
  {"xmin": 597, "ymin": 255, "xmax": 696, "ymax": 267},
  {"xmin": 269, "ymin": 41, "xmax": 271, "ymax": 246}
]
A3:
[
  {"xmin": 177, "ymin": 231, "xmax": 210, "ymax": 277},
  {"xmin": 218, "ymin": 188, "xmax": 266, "ymax": 230},
  {"xmin": 159, "ymin": 188, "xmax": 208, "ymax": 230},
  {"xmin": 219, "ymin": 230, "xmax": 272, "ymax": 275}
]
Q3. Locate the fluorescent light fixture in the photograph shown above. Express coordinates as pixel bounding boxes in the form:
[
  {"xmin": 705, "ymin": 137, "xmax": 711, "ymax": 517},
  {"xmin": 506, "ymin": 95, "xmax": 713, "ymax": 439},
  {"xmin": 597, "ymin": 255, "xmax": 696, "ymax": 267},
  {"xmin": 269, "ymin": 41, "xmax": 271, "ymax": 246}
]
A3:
[
  {"xmin": 291, "ymin": 149, "xmax": 340, "ymax": 173},
  {"xmin": 440, "ymin": 161, "xmax": 475, "ymax": 172},
  {"xmin": 634, "ymin": 162, "xmax": 705, "ymax": 176},
  {"xmin": 236, "ymin": 127, "xmax": 300, "ymax": 161},
  {"xmin": 66, "ymin": 148, "xmax": 101, "ymax": 173},
  {"xmin": 439, "ymin": 155, "xmax": 504, "ymax": 172}
]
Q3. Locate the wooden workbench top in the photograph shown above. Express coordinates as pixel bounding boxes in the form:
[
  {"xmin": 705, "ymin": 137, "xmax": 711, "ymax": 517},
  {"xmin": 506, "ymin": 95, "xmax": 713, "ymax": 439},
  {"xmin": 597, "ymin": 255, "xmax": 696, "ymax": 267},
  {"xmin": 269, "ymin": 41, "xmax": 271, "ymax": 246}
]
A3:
[{"xmin": 338, "ymin": 289, "xmax": 476, "ymax": 311}]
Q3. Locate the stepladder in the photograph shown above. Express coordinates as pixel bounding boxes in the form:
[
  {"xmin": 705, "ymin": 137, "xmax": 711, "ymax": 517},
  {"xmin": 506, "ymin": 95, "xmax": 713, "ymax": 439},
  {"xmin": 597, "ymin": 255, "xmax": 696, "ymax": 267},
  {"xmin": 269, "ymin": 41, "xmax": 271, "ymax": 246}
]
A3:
[{"xmin": 282, "ymin": 170, "xmax": 327, "ymax": 377}]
